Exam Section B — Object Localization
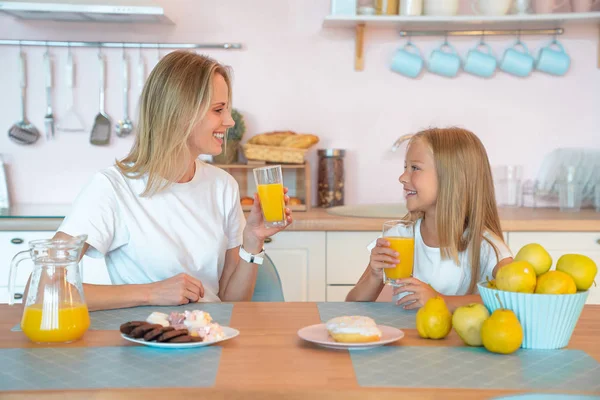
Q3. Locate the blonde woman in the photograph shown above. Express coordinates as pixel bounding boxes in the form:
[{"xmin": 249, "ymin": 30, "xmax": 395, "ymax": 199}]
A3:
[
  {"xmin": 346, "ymin": 128, "xmax": 513, "ymax": 311},
  {"xmin": 45, "ymin": 51, "xmax": 292, "ymax": 311}
]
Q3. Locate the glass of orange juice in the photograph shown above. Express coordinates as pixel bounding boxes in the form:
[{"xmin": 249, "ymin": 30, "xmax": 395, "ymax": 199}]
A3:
[
  {"xmin": 382, "ymin": 220, "xmax": 415, "ymax": 286},
  {"xmin": 253, "ymin": 165, "xmax": 286, "ymax": 228}
]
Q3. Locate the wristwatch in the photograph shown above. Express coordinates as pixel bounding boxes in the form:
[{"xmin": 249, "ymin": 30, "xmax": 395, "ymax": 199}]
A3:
[{"xmin": 239, "ymin": 245, "xmax": 265, "ymax": 265}]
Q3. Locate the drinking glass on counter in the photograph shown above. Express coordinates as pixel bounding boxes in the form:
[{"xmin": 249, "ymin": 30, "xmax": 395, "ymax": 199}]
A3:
[
  {"xmin": 382, "ymin": 220, "xmax": 415, "ymax": 286},
  {"xmin": 253, "ymin": 165, "xmax": 286, "ymax": 228},
  {"xmin": 558, "ymin": 165, "xmax": 583, "ymax": 212}
]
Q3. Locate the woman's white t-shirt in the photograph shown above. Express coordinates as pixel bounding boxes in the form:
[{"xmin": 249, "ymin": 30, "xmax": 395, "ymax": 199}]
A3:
[
  {"xmin": 367, "ymin": 219, "xmax": 512, "ymax": 296},
  {"xmin": 58, "ymin": 159, "xmax": 245, "ymax": 302}
]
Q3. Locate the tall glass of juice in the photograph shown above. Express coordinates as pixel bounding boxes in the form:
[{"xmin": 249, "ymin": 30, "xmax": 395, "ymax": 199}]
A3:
[
  {"xmin": 253, "ymin": 165, "xmax": 286, "ymax": 228},
  {"xmin": 382, "ymin": 220, "xmax": 415, "ymax": 286}
]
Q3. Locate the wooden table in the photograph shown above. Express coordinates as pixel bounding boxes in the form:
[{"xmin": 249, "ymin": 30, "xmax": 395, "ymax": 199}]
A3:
[{"xmin": 1, "ymin": 303, "xmax": 599, "ymax": 399}]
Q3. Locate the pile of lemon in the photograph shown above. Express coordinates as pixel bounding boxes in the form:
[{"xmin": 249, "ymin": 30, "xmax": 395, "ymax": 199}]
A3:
[
  {"xmin": 492, "ymin": 244, "xmax": 596, "ymax": 295},
  {"xmin": 415, "ymin": 243, "xmax": 597, "ymax": 356}
]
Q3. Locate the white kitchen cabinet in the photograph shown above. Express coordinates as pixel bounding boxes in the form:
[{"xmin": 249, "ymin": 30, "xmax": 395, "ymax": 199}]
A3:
[
  {"xmin": 327, "ymin": 231, "xmax": 378, "ymax": 286},
  {"xmin": 326, "ymin": 285, "xmax": 354, "ymax": 302},
  {"xmin": 264, "ymin": 231, "xmax": 326, "ymax": 302},
  {"xmin": 0, "ymin": 230, "xmax": 112, "ymax": 304},
  {"xmin": 0, "ymin": 231, "xmax": 55, "ymax": 305},
  {"xmin": 507, "ymin": 232, "xmax": 600, "ymax": 304}
]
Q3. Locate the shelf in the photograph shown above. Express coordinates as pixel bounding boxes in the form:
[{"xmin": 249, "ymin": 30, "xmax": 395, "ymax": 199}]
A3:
[
  {"xmin": 323, "ymin": 12, "xmax": 600, "ymax": 71},
  {"xmin": 323, "ymin": 12, "xmax": 600, "ymax": 30}
]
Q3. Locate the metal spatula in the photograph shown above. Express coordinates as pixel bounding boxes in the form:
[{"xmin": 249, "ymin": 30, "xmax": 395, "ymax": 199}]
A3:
[
  {"xmin": 8, "ymin": 51, "xmax": 40, "ymax": 145},
  {"xmin": 90, "ymin": 52, "xmax": 111, "ymax": 146}
]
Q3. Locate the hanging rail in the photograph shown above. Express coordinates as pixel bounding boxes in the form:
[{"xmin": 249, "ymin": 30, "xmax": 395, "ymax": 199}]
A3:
[
  {"xmin": 0, "ymin": 39, "xmax": 242, "ymax": 49},
  {"xmin": 398, "ymin": 28, "xmax": 564, "ymax": 37}
]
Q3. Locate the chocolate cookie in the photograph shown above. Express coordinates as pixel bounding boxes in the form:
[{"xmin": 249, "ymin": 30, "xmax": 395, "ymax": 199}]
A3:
[
  {"xmin": 156, "ymin": 329, "xmax": 188, "ymax": 342},
  {"xmin": 119, "ymin": 321, "xmax": 148, "ymax": 335},
  {"xmin": 143, "ymin": 326, "xmax": 174, "ymax": 342},
  {"xmin": 167, "ymin": 335, "xmax": 204, "ymax": 343},
  {"xmin": 129, "ymin": 323, "xmax": 163, "ymax": 339}
]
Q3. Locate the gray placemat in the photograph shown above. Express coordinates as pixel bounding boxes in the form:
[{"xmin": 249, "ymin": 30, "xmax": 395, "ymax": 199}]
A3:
[
  {"xmin": 350, "ymin": 346, "xmax": 600, "ymax": 392},
  {"xmin": 0, "ymin": 346, "xmax": 221, "ymax": 391},
  {"xmin": 491, "ymin": 394, "xmax": 600, "ymax": 399},
  {"xmin": 317, "ymin": 302, "xmax": 416, "ymax": 329},
  {"xmin": 12, "ymin": 303, "xmax": 233, "ymax": 331}
]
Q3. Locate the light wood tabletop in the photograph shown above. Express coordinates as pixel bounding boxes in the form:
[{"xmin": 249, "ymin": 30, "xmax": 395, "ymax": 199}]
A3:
[{"xmin": 0, "ymin": 303, "xmax": 598, "ymax": 400}]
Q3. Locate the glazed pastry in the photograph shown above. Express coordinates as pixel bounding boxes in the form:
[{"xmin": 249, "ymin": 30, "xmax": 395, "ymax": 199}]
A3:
[{"xmin": 326, "ymin": 316, "xmax": 382, "ymax": 343}]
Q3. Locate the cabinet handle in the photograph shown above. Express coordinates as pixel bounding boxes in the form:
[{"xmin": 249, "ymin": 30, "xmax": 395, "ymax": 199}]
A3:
[
  {"xmin": 264, "ymin": 237, "xmax": 273, "ymax": 244},
  {"xmin": 14, "ymin": 293, "xmax": 23, "ymax": 300},
  {"xmin": 10, "ymin": 238, "xmax": 24, "ymax": 245}
]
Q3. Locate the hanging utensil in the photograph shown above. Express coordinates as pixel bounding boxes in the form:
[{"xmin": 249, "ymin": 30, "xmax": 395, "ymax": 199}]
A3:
[
  {"xmin": 57, "ymin": 45, "xmax": 85, "ymax": 133},
  {"xmin": 90, "ymin": 50, "xmax": 111, "ymax": 146},
  {"xmin": 8, "ymin": 49, "xmax": 40, "ymax": 145},
  {"xmin": 137, "ymin": 44, "xmax": 145, "ymax": 89},
  {"xmin": 115, "ymin": 46, "xmax": 133, "ymax": 138},
  {"xmin": 43, "ymin": 45, "xmax": 55, "ymax": 140}
]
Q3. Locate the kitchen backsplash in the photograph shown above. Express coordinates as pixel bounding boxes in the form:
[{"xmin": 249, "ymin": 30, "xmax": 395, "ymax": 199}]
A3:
[{"xmin": 0, "ymin": 0, "xmax": 599, "ymax": 206}]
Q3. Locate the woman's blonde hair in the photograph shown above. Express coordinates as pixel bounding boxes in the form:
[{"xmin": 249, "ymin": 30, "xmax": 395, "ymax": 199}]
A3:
[
  {"xmin": 116, "ymin": 50, "xmax": 232, "ymax": 196},
  {"xmin": 405, "ymin": 127, "xmax": 504, "ymax": 294}
]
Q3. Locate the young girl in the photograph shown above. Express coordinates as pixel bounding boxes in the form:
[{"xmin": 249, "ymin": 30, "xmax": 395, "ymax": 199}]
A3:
[{"xmin": 346, "ymin": 127, "xmax": 513, "ymax": 311}]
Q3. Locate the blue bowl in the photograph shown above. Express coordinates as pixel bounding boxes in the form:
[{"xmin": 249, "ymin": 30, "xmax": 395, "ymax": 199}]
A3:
[{"xmin": 478, "ymin": 282, "xmax": 589, "ymax": 350}]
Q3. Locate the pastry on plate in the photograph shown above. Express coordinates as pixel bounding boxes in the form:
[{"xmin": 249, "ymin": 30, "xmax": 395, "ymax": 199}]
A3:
[{"xmin": 326, "ymin": 316, "xmax": 382, "ymax": 343}]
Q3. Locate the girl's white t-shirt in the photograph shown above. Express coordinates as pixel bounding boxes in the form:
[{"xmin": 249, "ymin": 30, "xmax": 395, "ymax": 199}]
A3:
[
  {"xmin": 368, "ymin": 219, "xmax": 512, "ymax": 296},
  {"xmin": 58, "ymin": 159, "xmax": 246, "ymax": 302}
]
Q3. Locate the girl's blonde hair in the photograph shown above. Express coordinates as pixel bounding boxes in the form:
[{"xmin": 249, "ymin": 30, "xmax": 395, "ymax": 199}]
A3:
[
  {"xmin": 405, "ymin": 127, "xmax": 504, "ymax": 294},
  {"xmin": 116, "ymin": 50, "xmax": 232, "ymax": 196}
]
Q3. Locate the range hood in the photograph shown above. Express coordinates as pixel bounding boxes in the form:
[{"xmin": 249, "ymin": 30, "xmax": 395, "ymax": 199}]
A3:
[{"xmin": 0, "ymin": 0, "xmax": 172, "ymax": 23}]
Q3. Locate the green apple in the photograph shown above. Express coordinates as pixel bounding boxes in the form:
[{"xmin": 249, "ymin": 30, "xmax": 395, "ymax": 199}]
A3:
[{"xmin": 452, "ymin": 303, "xmax": 490, "ymax": 347}]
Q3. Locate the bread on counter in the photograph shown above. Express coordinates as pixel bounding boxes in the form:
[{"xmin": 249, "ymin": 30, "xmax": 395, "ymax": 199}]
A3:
[{"xmin": 247, "ymin": 131, "xmax": 319, "ymax": 149}]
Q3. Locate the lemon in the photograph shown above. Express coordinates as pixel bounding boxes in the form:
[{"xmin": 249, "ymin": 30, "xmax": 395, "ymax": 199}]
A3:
[
  {"xmin": 556, "ymin": 254, "xmax": 598, "ymax": 291},
  {"xmin": 496, "ymin": 261, "xmax": 537, "ymax": 293},
  {"xmin": 416, "ymin": 296, "xmax": 452, "ymax": 340},
  {"xmin": 514, "ymin": 243, "xmax": 553, "ymax": 276},
  {"xmin": 481, "ymin": 307, "xmax": 523, "ymax": 355},
  {"xmin": 535, "ymin": 270, "xmax": 577, "ymax": 294}
]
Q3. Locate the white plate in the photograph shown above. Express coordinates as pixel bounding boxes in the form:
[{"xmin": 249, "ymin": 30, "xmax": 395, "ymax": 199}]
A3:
[
  {"xmin": 297, "ymin": 323, "xmax": 404, "ymax": 350},
  {"xmin": 121, "ymin": 326, "xmax": 239, "ymax": 349}
]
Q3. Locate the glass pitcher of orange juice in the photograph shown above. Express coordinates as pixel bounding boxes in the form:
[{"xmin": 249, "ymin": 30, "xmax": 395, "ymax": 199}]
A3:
[
  {"xmin": 382, "ymin": 220, "xmax": 415, "ymax": 286},
  {"xmin": 9, "ymin": 234, "xmax": 90, "ymax": 344}
]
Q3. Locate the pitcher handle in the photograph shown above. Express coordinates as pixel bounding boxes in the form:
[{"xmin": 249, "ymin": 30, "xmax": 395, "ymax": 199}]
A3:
[{"xmin": 8, "ymin": 250, "xmax": 30, "ymax": 306}]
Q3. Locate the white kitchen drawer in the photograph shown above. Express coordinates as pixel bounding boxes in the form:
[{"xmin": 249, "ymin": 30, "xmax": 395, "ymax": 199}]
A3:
[
  {"xmin": 508, "ymin": 232, "xmax": 600, "ymax": 253},
  {"xmin": 0, "ymin": 231, "xmax": 54, "ymax": 287},
  {"xmin": 0, "ymin": 286, "xmax": 25, "ymax": 304},
  {"xmin": 327, "ymin": 231, "xmax": 378, "ymax": 285},
  {"xmin": 326, "ymin": 285, "xmax": 354, "ymax": 302}
]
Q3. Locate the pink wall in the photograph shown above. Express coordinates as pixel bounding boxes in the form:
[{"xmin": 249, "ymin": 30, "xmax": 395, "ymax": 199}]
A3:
[{"xmin": 0, "ymin": 0, "xmax": 599, "ymax": 206}]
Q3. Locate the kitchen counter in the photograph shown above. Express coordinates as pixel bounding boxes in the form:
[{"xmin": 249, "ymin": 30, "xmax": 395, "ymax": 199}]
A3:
[
  {"xmin": 1, "ymin": 302, "xmax": 598, "ymax": 399},
  {"xmin": 0, "ymin": 204, "xmax": 599, "ymax": 232}
]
